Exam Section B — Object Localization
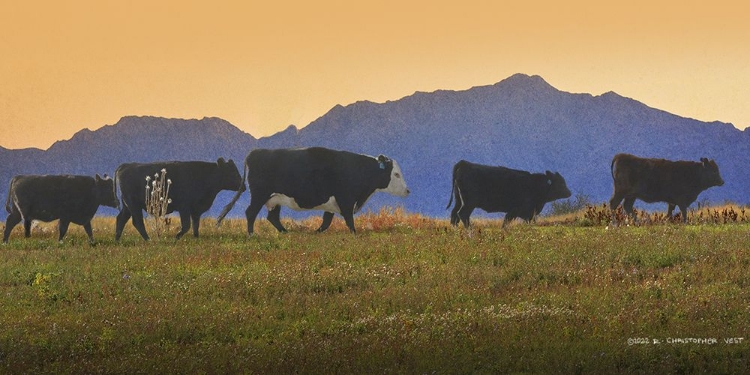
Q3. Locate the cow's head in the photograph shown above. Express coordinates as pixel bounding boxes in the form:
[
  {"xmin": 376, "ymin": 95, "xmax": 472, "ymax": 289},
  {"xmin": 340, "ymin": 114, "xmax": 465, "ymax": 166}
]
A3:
[
  {"xmin": 216, "ymin": 158, "xmax": 244, "ymax": 191},
  {"xmin": 699, "ymin": 157, "xmax": 724, "ymax": 188},
  {"xmin": 377, "ymin": 155, "xmax": 410, "ymax": 197},
  {"xmin": 545, "ymin": 171, "xmax": 572, "ymax": 201},
  {"xmin": 95, "ymin": 174, "xmax": 120, "ymax": 209}
]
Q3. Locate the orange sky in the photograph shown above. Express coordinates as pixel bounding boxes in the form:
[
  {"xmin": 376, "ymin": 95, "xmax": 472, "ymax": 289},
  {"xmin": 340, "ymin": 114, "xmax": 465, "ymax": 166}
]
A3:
[{"xmin": 1, "ymin": 0, "xmax": 749, "ymax": 149}]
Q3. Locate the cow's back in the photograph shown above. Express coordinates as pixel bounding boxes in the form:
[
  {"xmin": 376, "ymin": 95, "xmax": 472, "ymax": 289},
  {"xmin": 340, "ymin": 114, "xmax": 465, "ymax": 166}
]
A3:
[
  {"xmin": 11, "ymin": 175, "xmax": 98, "ymax": 222},
  {"xmin": 611, "ymin": 153, "xmax": 721, "ymax": 204},
  {"xmin": 611, "ymin": 153, "xmax": 655, "ymax": 183},
  {"xmin": 612, "ymin": 154, "xmax": 668, "ymax": 198},
  {"xmin": 455, "ymin": 161, "xmax": 536, "ymax": 212},
  {"xmin": 246, "ymin": 147, "xmax": 350, "ymax": 193},
  {"xmin": 245, "ymin": 147, "xmax": 391, "ymax": 209},
  {"xmin": 117, "ymin": 161, "xmax": 218, "ymax": 208}
]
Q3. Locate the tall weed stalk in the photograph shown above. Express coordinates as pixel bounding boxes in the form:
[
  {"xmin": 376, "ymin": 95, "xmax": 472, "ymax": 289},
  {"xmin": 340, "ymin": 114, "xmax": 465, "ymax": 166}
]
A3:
[{"xmin": 145, "ymin": 169, "xmax": 172, "ymax": 238}]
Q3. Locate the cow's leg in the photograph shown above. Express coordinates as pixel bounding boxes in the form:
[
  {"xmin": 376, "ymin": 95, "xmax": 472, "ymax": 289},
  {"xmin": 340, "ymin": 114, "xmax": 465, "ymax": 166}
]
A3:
[
  {"xmin": 678, "ymin": 204, "xmax": 689, "ymax": 223},
  {"xmin": 83, "ymin": 222, "xmax": 95, "ymax": 244},
  {"xmin": 245, "ymin": 197, "xmax": 266, "ymax": 235},
  {"xmin": 131, "ymin": 210, "xmax": 150, "ymax": 241},
  {"xmin": 528, "ymin": 213, "xmax": 538, "ymax": 224},
  {"xmin": 191, "ymin": 213, "xmax": 201, "ymax": 237},
  {"xmin": 340, "ymin": 206, "xmax": 357, "ymax": 233},
  {"xmin": 609, "ymin": 191, "xmax": 625, "ymax": 225},
  {"xmin": 609, "ymin": 190, "xmax": 624, "ymax": 211},
  {"xmin": 457, "ymin": 206, "xmax": 474, "ymax": 228},
  {"xmin": 23, "ymin": 219, "xmax": 32, "ymax": 238},
  {"xmin": 502, "ymin": 213, "xmax": 516, "ymax": 228},
  {"xmin": 317, "ymin": 212, "xmax": 334, "ymax": 232},
  {"xmin": 3, "ymin": 211, "xmax": 21, "ymax": 243},
  {"xmin": 115, "ymin": 208, "xmax": 132, "ymax": 241},
  {"xmin": 176, "ymin": 211, "xmax": 191, "ymax": 239},
  {"xmin": 58, "ymin": 220, "xmax": 71, "ymax": 242},
  {"xmin": 520, "ymin": 207, "xmax": 537, "ymax": 224},
  {"xmin": 623, "ymin": 197, "xmax": 637, "ymax": 223},
  {"xmin": 267, "ymin": 206, "xmax": 287, "ymax": 233}
]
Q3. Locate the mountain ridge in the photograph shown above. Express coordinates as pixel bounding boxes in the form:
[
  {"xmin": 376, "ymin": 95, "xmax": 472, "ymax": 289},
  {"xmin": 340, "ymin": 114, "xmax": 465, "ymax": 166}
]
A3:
[{"xmin": 1, "ymin": 73, "xmax": 747, "ymax": 220}]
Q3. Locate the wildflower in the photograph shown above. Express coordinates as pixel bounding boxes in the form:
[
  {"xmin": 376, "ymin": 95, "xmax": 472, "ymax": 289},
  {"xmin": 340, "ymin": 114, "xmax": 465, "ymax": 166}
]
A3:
[
  {"xmin": 167, "ymin": 199, "xmax": 172, "ymax": 204},
  {"xmin": 161, "ymin": 168, "xmax": 166, "ymax": 173},
  {"xmin": 167, "ymin": 179, "xmax": 172, "ymax": 185},
  {"xmin": 146, "ymin": 176, "xmax": 151, "ymax": 182}
]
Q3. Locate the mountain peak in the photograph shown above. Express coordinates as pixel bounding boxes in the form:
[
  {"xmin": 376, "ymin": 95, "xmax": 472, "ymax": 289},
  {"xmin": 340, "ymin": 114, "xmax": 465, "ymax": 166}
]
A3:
[
  {"xmin": 497, "ymin": 73, "xmax": 556, "ymax": 92},
  {"xmin": 282, "ymin": 124, "xmax": 299, "ymax": 133}
]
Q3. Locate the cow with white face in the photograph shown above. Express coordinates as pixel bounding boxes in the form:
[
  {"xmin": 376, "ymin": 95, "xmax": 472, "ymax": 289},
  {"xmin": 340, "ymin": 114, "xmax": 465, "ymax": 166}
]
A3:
[{"xmin": 217, "ymin": 147, "xmax": 410, "ymax": 234}]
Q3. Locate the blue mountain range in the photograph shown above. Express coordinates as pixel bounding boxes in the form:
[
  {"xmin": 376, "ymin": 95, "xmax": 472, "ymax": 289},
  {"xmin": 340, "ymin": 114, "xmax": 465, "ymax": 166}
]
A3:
[{"xmin": 1, "ymin": 73, "xmax": 747, "ymax": 220}]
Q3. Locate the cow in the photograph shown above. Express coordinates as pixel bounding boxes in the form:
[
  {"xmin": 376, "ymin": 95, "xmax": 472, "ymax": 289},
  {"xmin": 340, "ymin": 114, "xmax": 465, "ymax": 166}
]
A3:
[
  {"xmin": 3, "ymin": 174, "xmax": 118, "ymax": 243},
  {"xmin": 114, "ymin": 158, "xmax": 243, "ymax": 241},
  {"xmin": 609, "ymin": 153, "xmax": 724, "ymax": 223},
  {"xmin": 447, "ymin": 160, "xmax": 571, "ymax": 227},
  {"xmin": 216, "ymin": 147, "xmax": 410, "ymax": 234}
]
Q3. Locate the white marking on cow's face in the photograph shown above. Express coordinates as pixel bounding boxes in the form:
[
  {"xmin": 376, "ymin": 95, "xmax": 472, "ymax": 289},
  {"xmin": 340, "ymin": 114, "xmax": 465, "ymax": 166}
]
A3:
[
  {"xmin": 265, "ymin": 194, "xmax": 341, "ymax": 214},
  {"xmin": 379, "ymin": 160, "xmax": 409, "ymax": 197}
]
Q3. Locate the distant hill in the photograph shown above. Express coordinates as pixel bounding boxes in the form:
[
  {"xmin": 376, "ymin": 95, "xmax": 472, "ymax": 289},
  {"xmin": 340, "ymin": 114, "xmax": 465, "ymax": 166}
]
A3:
[{"xmin": 1, "ymin": 74, "xmax": 748, "ymax": 221}]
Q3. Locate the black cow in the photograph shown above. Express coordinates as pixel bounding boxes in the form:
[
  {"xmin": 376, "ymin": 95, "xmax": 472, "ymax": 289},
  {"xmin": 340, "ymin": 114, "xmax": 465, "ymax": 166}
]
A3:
[
  {"xmin": 609, "ymin": 153, "xmax": 724, "ymax": 223},
  {"xmin": 115, "ymin": 158, "xmax": 243, "ymax": 240},
  {"xmin": 3, "ymin": 174, "xmax": 118, "ymax": 243},
  {"xmin": 447, "ymin": 160, "xmax": 571, "ymax": 227},
  {"xmin": 217, "ymin": 147, "xmax": 410, "ymax": 234}
]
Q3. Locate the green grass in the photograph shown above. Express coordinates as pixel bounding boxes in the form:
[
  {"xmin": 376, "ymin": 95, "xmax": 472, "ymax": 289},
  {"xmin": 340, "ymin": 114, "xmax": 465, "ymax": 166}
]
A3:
[{"xmin": 1, "ymin": 211, "xmax": 748, "ymax": 373}]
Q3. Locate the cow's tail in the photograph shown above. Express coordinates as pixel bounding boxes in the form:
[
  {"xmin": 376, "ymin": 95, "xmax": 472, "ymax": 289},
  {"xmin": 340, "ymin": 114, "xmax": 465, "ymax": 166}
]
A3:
[
  {"xmin": 5, "ymin": 178, "xmax": 14, "ymax": 214},
  {"xmin": 216, "ymin": 161, "xmax": 248, "ymax": 227},
  {"xmin": 446, "ymin": 162, "xmax": 460, "ymax": 209},
  {"xmin": 610, "ymin": 156, "xmax": 618, "ymax": 181},
  {"xmin": 113, "ymin": 168, "xmax": 121, "ymax": 210},
  {"xmin": 446, "ymin": 179, "xmax": 456, "ymax": 210}
]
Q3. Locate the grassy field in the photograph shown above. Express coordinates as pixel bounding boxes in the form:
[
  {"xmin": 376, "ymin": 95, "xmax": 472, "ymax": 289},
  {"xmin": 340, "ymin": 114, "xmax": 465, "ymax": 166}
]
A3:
[{"xmin": 1, "ymin": 207, "xmax": 748, "ymax": 373}]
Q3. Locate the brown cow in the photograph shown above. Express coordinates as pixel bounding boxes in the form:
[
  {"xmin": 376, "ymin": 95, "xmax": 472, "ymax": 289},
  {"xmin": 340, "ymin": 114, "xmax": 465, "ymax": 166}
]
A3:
[{"xmin": 609, "ymin": 153, "xmax": 724, "ymax": 223}]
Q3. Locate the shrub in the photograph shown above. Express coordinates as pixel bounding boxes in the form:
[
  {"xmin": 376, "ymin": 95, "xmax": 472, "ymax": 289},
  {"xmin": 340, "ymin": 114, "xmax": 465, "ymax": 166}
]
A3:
[
  {"xmin": 549, "ymin": 194, "xmax": 593, "ymax": 216},
  {"xmin": 145, "ymin": 169, "xmax": 172, "ymax": 238}
]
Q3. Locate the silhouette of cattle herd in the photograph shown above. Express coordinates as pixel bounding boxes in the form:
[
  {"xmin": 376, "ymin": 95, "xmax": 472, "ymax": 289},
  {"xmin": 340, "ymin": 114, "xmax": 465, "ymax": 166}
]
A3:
[{"xmin": 3, "ymin": 147, "xmax": 724, "ymax": 243}]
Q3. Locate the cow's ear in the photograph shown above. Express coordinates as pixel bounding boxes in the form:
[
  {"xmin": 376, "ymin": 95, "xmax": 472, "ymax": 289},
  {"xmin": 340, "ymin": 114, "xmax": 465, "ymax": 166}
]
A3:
[
  {"xmin": 377, "ymin": 155, "xmax": 388, "ymax": 169},
  {"xmin": 217, "ymin": 157, "xmax": 226, "ymax": 165}
]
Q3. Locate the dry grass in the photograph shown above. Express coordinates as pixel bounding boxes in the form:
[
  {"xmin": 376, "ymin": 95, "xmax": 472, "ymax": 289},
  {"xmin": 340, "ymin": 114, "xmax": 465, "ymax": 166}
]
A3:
[
  {"xmin": 1, "ymin": 206, "xmax": 748, "ymax": 373},
  {"xmin": 577, "ymin": 203, "xmax": 750, "ymax": 226}
]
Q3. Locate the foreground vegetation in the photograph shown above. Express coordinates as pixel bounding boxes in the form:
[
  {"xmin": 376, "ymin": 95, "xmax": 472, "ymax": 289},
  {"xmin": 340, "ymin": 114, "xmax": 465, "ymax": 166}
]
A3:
[{"xmin": 1, "ymin": 207, "xmax": 748, "ymax": 373}]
